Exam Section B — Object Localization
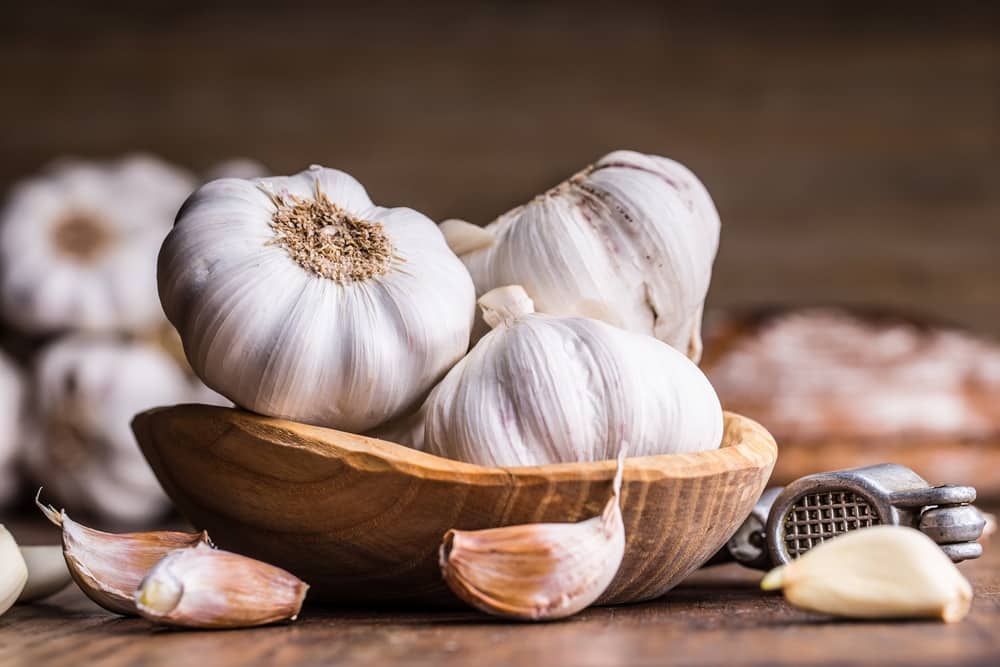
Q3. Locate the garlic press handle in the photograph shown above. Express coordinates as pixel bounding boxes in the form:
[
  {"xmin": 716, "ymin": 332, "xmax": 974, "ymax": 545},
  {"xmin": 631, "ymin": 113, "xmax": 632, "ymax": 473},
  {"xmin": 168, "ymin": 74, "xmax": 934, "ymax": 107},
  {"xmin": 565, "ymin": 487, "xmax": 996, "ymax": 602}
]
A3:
[{"xmin": 703, "ymin": 487, "xmax": 782, "ymax": 570}]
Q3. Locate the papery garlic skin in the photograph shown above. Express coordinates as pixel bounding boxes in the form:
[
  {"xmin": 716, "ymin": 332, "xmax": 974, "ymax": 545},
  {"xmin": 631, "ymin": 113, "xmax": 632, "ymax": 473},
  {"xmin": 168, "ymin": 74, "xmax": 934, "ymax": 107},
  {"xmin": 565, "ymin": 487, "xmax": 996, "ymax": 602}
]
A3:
[
  {"xmin": 159, "ymin": 165, "xmax": 475, "ymax": 432},
  {"xmin": 443, "ymin": 150, "xmax": 720, "ymax": 360},
  {"xmin": 761, "ymin": 526, "xmax": 973, "ymax": 622},
  {"xmin": 23, "ymin": 336, "xmax": 193, "ymax": 523},
  {"xmin": 0, "ymin": 351, "xmax": 25, "ymax": 507},
  {"xmin": 0, "ymin": 155, "xmax": 195, "ymax": 334},
  {"xmin": 423, "ymin": 286, "xmax": 723, "ymax": 466}
]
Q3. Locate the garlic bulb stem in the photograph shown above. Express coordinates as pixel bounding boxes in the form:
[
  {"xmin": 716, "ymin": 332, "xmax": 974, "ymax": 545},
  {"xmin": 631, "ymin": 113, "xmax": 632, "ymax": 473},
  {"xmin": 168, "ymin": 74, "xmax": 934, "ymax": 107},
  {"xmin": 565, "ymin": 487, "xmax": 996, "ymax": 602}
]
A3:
[{"xmin": 477, "ymin": 285, "xmax": 535, "ymax": 328}]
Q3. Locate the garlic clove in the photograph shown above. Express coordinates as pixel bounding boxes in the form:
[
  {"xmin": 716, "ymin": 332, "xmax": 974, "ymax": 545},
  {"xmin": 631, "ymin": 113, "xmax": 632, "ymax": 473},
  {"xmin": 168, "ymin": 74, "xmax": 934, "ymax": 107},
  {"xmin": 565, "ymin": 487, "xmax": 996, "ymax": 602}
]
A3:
[
  {"xmin": 135, "ymin": 543, "xmax": 309, "ymax": 629},
  {"xmin": 0, "ymin": 525, "xmax": 28, "ymax": 615},
  {"xmin": 761, "ymin": 525, "xmax": 973, "ymax": 623},
  {"xmin": 439, "ymin": 450, "xmax": 626, "ymax": 620},
  {"xmin": 37, "ymin": 494, "xmax": 212, "ymax": 615},
  {"xmin": 439, "ymin": 219, "xmax": 496, "ymax": 255},
  {"xmin": 17, "ymin": 545, "xmax": 72, "ymax": 603}
]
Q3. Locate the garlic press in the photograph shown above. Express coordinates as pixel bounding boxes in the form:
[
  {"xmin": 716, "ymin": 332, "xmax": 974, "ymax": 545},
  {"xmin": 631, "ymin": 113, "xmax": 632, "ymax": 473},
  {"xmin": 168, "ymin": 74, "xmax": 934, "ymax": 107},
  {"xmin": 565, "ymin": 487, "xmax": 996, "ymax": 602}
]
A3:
[{"xmin": 709, "ymin": 463, "xmax": 986, "ymax": 570}]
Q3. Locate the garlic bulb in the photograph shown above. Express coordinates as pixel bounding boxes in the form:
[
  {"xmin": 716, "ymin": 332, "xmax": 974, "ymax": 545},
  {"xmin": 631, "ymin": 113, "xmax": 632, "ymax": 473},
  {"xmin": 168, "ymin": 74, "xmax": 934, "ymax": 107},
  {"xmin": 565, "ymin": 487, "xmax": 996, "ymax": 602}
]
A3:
[
  {"xmin": 0, "ymin": 351, "xmax": 25, "ymax": 507},
  {"xmin": 422, "ymin": 286, "xmax": 723, "ymax": 466},
  {"xmin": 23, "ymin": 336, "xmax": 194, "ymax": 523},
  {"xmin": 441, "ymin": 150, "xmax": 720, "ymax": 360},
  {"xmin": 0, "ymin": 155, "xmax": 195, "ymax": 334},
  {"xmin": 159, "ymin": 165, "xmax": 475, "ymax": 432}
]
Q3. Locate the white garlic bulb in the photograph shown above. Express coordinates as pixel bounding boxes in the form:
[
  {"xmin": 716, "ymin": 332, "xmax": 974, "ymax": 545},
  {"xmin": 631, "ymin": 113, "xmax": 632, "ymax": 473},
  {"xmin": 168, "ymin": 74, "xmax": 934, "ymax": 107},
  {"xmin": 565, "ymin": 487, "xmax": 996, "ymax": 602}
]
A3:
[
  {"xmin": 0, "ymin": 155, "xmax": 196, "ymax": 334},
  {"xmin": 23, "ymin": 336, "xmax": 194, "ymax": 524},
  {"xmin": 0, "ymin": 351, "xmax": 25, "ymax": 507},
  {"xmin": 159, "ymin": 165, "xmax": 475, "ymax": 432},
  {"xmin": 422, "ymin": 286, "xmax": 723, "ymax": 466},
  {"xmin": 441, "ymin": 150, "xmax": 720, "ymax": 360}
]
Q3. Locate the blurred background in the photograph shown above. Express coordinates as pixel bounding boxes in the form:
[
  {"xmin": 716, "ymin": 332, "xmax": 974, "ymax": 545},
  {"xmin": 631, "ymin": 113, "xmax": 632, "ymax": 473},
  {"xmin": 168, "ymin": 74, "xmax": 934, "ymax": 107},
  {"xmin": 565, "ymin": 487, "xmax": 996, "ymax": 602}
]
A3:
[{"xmin": 0, "ymin": 0, "xmax": 998, "ymax": 524}]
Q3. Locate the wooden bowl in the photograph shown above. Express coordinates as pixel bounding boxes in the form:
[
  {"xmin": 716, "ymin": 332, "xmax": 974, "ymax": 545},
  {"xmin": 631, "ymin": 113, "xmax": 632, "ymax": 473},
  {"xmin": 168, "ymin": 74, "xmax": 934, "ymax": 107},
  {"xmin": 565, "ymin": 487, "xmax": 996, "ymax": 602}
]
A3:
[{"xmin": 133, "ymin": 405, "xmax": 777, "ymax": 607}]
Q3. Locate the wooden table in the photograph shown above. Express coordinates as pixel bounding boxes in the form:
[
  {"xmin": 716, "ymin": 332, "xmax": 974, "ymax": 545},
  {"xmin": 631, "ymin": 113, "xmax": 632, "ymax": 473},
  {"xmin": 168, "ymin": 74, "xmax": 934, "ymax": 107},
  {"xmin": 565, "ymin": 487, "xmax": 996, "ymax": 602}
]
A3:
[{"xmin": 1, "ymin": 515, "xmax": 997, "ymax": 666}]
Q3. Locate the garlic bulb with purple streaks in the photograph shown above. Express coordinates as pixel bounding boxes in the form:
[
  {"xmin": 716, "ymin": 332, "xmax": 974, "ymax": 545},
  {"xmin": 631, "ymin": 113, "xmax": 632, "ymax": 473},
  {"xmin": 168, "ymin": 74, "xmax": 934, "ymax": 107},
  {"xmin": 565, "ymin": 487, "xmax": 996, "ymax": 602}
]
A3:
[{"xmin": 440, "ymin": 150, "xmax": 720, "ymax": 361}]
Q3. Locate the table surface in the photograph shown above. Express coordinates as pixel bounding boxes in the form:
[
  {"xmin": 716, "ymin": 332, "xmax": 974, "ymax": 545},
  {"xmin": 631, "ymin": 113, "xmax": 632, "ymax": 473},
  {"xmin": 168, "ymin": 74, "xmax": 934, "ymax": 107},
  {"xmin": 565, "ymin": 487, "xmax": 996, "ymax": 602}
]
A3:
[{"xmin": 1, "ymin": 516, "xmax": 997, "ymax": 667}]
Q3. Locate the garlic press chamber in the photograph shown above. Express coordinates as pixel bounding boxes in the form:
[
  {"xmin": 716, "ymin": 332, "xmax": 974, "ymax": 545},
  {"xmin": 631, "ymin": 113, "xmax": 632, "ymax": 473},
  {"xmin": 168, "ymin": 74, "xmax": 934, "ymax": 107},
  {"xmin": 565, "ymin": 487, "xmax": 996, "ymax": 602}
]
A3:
[{"xmin": 710, "ymin": 463, "xmax": 986, "ymax": 570}]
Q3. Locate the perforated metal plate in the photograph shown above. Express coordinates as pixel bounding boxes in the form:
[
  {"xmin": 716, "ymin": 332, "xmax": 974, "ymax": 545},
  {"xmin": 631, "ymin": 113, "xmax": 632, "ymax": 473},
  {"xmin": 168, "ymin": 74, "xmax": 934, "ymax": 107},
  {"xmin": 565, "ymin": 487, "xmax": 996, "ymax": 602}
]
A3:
[{"xmin": 782, "ymin": 490, "xmax": 881, "ymax": 558}]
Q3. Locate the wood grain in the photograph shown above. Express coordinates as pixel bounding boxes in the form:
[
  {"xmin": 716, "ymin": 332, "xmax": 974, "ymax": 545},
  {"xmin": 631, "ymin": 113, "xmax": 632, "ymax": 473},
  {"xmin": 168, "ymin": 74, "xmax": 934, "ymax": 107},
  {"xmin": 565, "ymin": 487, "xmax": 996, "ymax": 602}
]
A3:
[
  {"xmin": 131, "ymin": 405, "xmax": 776, "ymax": 607},
  {"xmin": 1, "ymin": 515, "xmax": 997, "ymax": 667}
]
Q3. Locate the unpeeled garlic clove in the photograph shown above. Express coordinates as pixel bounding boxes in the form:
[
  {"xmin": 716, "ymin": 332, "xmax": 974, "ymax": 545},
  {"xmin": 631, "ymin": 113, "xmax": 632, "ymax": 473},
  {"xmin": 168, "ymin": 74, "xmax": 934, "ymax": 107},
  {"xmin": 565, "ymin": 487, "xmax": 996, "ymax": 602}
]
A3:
[
  {"xmin": 37, "ymin": 494, "xmax": 212, "ymax": 615},
  {"xmin": 136, "ymin": 543, "xmax": 309, "ymax": 629},
  {"xmin": 439, "ymin": 450, "xmax": 627, "ymax": 620},
  {"xmin": 761, "ymin": 525, "xmax": 973, "ymax": 623},
  {"xmin": 0, "ymin": 525, "xmax": 28, "ymax": 615},
  {"xmin": 17, "ymin": 545, "xmax": 72, "ymax": 603}
]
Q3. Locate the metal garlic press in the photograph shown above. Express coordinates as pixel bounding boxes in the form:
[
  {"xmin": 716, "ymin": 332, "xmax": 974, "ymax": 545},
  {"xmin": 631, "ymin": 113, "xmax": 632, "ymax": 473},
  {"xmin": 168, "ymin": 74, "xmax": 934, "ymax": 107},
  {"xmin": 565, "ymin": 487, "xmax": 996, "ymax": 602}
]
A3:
[{"xmin": 709, "ymin": 463, "xmax": 987, "ymax": 570}]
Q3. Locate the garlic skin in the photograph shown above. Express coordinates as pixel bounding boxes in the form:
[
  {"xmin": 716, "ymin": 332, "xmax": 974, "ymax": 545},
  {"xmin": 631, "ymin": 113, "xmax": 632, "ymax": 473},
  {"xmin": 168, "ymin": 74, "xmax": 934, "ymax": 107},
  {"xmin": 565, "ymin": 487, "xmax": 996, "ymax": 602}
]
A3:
[
  {"xmin": 23, "ymin": 336, "xmax": 194, "ymax": 523},
  {"xmin": 37, "ymin": 497, "xmax": 212, "ymax": 615},
  {"xmin": 0, "ymin": 525, "xmax": 28, "ymax": 616},
  {"xmin": 761, "ymin": 526, "xmax": 973, "ymax": 623},
  {"xmin": 442, "ymin": 150, "xmax": 720, "ymax": 360},
  {"xmin": 136, "ymin": 543, "xmax": 308, "ymax": 629},
  {"xmin": 0, "ymin": 155, "xmax": 195, "ymax": 334},
  {"xmin": 17, "ymin": 546, "xmax": 72, "ymax": 603},
  {"xmin": 0, "ymin": 351, "xmax": 26, "ymax": 507},
  {"xmin": 422, "ymin": 286, "xmax": 723, "ymax": 466},
  {"xmin": 159, "ymin": 165, "xmax": 475, "ymax": 432},
  {"xmin": 440, "ymin": 450, "xmax": 626, "ymax": 620}
]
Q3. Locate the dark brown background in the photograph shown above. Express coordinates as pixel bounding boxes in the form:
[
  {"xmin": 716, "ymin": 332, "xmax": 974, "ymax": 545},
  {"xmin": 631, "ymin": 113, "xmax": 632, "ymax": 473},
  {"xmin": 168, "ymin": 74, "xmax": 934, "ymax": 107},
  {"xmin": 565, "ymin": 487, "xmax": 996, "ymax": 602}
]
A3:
[{"xmin": 2, "ymin": 1, "xmax": 998, "ymax": 336}]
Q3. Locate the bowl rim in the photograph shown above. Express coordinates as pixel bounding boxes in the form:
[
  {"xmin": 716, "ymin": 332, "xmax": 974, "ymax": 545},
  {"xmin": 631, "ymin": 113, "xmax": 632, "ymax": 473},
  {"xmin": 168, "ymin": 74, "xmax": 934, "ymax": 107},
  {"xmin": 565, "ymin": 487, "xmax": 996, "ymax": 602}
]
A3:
[{"xmin": 135, "ymin": 405, "xmax": 777, "ymax": 485}]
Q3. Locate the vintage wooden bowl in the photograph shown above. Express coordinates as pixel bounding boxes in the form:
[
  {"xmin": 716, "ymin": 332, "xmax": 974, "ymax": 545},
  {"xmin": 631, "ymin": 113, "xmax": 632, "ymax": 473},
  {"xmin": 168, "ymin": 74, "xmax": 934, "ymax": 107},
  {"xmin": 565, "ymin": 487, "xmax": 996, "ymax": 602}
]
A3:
[{"xmin": 133, "ymin": 405, "xmax": 777, "ymax": 607}]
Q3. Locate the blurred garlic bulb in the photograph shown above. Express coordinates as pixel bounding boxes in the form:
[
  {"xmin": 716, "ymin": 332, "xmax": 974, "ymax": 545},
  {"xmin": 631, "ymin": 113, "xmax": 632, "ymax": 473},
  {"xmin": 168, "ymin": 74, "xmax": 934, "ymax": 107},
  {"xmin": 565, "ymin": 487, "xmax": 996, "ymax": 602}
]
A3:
[
  {"xmin": 0, "ymin": 351, "xmax": 25, "ymax": 507},
  {"xmin": 441, "ymin": 150, "xmax": 720, "ymax": 361},
  {"xmin": 23, "ymin": 336, "xmax": 193, "ymax": 523},
  {"xmin": 159, "ymin": 165, "xmax": 475, "ymax": 432},
  {"xmin": 0, "ymin": 155, "xmax": 196, "ymax": 334},
  {"xmin": 422, "ymin": 286, "xmax": 723, "ymax": 466}
]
